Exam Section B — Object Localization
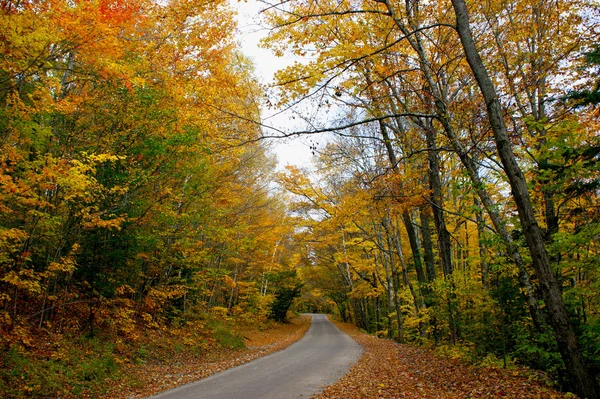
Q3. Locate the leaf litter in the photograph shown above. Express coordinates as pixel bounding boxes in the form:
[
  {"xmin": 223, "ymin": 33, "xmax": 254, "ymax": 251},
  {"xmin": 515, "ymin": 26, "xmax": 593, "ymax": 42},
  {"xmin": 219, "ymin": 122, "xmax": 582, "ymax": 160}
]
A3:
[{"xmin": 313, "ymin": 319, "xmax": 578, "ymax": 399}]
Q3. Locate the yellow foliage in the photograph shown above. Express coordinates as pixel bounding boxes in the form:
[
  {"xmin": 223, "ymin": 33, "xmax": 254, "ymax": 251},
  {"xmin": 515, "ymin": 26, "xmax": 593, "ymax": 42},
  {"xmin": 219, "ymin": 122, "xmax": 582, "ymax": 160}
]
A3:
[
  {"xmin": 211, "ymin": 306, "xmax": 230, "ymax": 318},
  {"xmin": 116, "ymin": 285, "xmax": 136, "ymax": 296},
  {"xmin": 0, "ymin": 310, "xmax": 11, "ymax": 327},
  {"xmin": 1, "ymin": 270, "xmax": 41, "ymax": 293},
  {"xmin": 349, "ymin": 281, "xmax": 383, "ymax": 299},
  {"xmin": 113, "ymin": 307, "xmax": 138, "ymax": 339},
  {"xmin": 47, "ymin": 260, "xmax": 76, "ymax": 274}
]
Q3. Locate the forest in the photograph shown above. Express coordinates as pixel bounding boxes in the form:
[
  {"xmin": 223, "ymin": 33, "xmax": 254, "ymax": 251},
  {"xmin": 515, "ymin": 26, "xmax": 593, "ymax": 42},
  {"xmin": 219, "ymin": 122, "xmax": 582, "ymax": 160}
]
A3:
[{"xmin": 1, "ymin": 0, "xmax": 599, "ymax": 398}]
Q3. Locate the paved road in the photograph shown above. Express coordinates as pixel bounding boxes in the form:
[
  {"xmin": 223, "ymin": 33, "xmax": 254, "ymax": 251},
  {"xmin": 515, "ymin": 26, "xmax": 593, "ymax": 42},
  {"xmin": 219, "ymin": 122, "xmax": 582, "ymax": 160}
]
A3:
[{"xmin": 147, "ymin": 314, "xmax": 362, "ymax": 399}]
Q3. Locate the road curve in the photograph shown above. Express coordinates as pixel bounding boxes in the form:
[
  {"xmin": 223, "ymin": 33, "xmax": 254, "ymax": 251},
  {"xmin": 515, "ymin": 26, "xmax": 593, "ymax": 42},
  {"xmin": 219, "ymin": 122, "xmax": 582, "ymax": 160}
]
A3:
[{"xmin": 146, "ymin": 314, "xmax": 362, "ymax": 399}]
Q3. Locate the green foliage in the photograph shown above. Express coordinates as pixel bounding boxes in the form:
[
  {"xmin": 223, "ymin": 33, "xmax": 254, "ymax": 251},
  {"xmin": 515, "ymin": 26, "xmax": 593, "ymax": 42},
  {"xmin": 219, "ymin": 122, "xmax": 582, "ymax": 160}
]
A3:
[
  {"xmin": 134, "ymin": 345, "xmax": 150, "ymax": 364},
  {"xmin": 211, "ymin": 323, "xmax": 246, "ymax": 349},
  {"xmin": 435, "ymin": 342, "xmax": 479, "ymax": 364},
  {"xmin": 566, "ymin": 46, "xmax": 600, "ymax": 107},
  {"xmin": 269, "ymin": 270, "xmax": 304, "ymax": 322},
  {"xmin": 0, "ymin": 338, "xmax": 120, "ymax": 398},
  {"xmin": 513, "ymin": 324, "xmax": 564, "ymax": 384}
]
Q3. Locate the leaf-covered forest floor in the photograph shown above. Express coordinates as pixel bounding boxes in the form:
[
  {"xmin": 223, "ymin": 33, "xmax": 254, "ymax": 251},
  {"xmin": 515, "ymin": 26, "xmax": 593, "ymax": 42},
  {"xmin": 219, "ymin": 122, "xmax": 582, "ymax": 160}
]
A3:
[
  {"xmin": 4, "ymin": 315, "xmax": 578, "ymax": 399},
  {"xmin": 315, "ymin": 319, "xmax": 577, "ymax": 399},
  {"xmin": 102, "ymin": 315, "xmax": 311, "ymax": 398}
]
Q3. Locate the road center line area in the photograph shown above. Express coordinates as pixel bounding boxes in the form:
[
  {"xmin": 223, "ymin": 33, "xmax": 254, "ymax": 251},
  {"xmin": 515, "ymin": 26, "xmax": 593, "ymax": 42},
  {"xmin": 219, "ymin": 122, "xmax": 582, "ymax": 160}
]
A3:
[{"xmin": 146, "ymin": 314, "xmax": 363, "ymax": 399}]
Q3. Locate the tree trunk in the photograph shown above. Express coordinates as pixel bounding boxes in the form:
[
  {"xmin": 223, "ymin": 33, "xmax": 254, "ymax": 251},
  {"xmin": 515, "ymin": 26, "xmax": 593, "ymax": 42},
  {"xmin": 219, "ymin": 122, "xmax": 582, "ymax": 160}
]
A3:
[
  {"xmin": 473, "ymin": 198, "xmax": 489, "ymax": 290},
  {"xmin": 401, "ymin": 212, "xmax": 427, "ymax": 286},
  {"xmin": 373, "ymin": 249, "xmax": 397, "ymax": 339},
  {"xmin": 420, "ymin": 207, "xmax": 437, "ymax": 282},
  {"xmin": 442, "ymin": 117, "xmax": 546, "ymax": 328},
  {"xmin": 378, "ymin": 117, "xmax": 430, "ymax": 293},
  {"xmin": 391, "ymin": 216, "xmax": 427, "ymax": 337},
  {"xmin": 375, "ymin": 221, "xmax": 404, "ymax": 342},
  {"xmin": 450, "ymin": 1, "xmax": 599, "ymax": 397},
  {"xmin": 424, "ymin": 123, "xmax": 453, "ymax": 277}
]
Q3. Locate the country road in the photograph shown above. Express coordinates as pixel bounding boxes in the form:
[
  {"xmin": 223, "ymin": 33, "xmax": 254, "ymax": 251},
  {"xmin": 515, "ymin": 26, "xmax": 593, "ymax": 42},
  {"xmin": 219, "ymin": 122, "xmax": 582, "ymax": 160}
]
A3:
[{"xmin": 146, "ymin": 314, "xmax": 363, "ymax": 399}]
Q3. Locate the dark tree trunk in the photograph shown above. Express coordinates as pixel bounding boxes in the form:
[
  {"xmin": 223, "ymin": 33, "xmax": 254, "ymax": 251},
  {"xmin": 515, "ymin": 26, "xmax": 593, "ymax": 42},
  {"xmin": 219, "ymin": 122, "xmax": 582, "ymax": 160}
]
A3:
[
  {"xmin": 473, "ymin": 198, "xmax": 489, "ymax": 290},
  {"xmin": 401, "ymin": 212, "xmax": 427, "ymax": 286},
  {"xmin": 440, "ymin": 116, "xmax": 546, "ymax": 329},
  {"xmin": 375, "ymin": 219, "xmax": 405, "ymax": 342},
  {"xmin": 419, "ymin": 207, "xmax": 437, "ymax": 283},
  {"xmin": 424, "ymin": 123, "xmax": 453, "ymax": 277},
  {"xmin": 450, "ymin": 1, "xmax": 599, "ymax": 397}
]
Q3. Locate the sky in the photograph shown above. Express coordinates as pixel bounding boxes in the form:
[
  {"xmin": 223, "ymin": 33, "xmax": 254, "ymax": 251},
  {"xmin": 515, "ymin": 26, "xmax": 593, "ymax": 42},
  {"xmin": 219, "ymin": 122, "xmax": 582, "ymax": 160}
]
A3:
[{"xmin": 231, "ymin": 0, "xmax": 317, "ymax": 170}]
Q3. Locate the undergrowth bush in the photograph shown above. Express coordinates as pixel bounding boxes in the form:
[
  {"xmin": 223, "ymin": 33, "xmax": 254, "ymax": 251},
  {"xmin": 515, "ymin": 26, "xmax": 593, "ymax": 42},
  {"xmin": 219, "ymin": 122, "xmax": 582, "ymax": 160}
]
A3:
[
  {"xmin": 211, "ymin": 322, "xmax": 245, "ymax": 349},
  {"xmin": 0, "ymin": 337, "xmax": 121, "ymax": 398},
  {"xmin": 0, "ymin": 307, "xmax": 263, "ymax": 398}
]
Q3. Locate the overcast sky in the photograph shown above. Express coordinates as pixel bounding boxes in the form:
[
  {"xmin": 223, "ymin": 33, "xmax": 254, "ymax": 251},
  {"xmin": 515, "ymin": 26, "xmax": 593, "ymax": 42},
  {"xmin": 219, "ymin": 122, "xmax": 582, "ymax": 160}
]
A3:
[{"xmin": 231, "ymin": 0, "xmax": 317, "ymax": 170}]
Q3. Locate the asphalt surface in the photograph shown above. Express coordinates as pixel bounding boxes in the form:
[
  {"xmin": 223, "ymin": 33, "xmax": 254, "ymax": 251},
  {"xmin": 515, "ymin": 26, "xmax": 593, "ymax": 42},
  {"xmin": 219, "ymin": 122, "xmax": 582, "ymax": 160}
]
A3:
[{"xmin": 147, "ymin": 314, "xmax": 363, "ymax": 399}]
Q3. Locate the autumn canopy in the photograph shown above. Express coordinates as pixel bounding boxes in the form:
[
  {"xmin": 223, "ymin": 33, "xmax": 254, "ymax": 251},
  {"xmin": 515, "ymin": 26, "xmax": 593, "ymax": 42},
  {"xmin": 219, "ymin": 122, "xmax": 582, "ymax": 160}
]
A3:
[{"xmin": 1, "ymin": 0, "xmax": 600, "ymax": 398}]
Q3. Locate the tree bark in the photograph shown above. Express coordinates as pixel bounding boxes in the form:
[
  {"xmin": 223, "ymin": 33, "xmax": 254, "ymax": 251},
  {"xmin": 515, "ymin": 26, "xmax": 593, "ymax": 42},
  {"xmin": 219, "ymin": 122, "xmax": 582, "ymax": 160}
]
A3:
[
  {"xmin": 376, "ymin": 220, "xmax": 405, "ymax": 342},
  {"xmin": 473, "ymin": 198, "xmax": 489, "ymax": 290},
  {"xmin": 441, "ymin": 116, "xmax": 546, "ymax": 329},
  {"xmin": 401, "ymin": 212, "xmax": 427, "ymax": 286},
  {"xmin": 419, "ymin": 207, "xmax": 437, "ymax": 282},
  {"xmin": 424, "ymin": 123, "xmax": 453, "ymax": 277},
  {"xmin": 450, "ymin": 1, "xmax": 599, "ymax": 397}
]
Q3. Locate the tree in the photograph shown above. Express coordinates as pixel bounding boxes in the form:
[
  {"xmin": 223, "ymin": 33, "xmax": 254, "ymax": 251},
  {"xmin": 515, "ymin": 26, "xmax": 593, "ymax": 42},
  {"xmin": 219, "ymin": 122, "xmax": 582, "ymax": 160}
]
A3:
[
  {"xmin": 260, "ymin": 0, "xmax": 600, "ymax": 395},
  {"xmin": 450, "ymin": 0, "xmax": 599, "ymax": 396},
  {"xmin": 0, "ymin": 0, "xmax": 292, "ymax": 343},
  {"xmin": 567, "ymin": 46, "xmax": 600, "ymax": 107},
  {"xmin": 270, "ymin": 270, "xmax": 303, "ymax": 322}
]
